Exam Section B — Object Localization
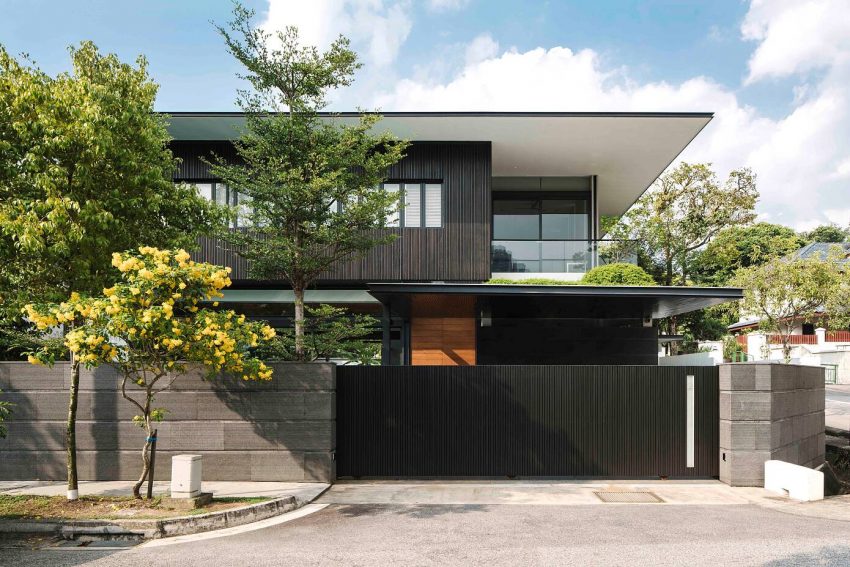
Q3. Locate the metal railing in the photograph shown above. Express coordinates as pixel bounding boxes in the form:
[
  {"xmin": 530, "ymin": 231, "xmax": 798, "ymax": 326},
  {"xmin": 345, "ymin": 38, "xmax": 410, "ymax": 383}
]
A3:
[{"xmin": 491, "ymin": 239, "xmax": 638, "ymax": 274}]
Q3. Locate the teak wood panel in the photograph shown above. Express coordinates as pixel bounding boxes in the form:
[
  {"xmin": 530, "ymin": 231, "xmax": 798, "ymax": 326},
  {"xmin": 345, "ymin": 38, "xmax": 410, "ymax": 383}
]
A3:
[{"xmin": 410, "ymin": 295, "xmax": 476, "ymax": 366}]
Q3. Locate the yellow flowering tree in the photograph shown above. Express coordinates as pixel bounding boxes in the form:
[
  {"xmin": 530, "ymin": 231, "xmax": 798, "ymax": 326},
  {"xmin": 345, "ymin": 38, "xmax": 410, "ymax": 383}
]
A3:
[{"xmin": 25, "ymin": 248, "xmax": 275, "ymax": 498}]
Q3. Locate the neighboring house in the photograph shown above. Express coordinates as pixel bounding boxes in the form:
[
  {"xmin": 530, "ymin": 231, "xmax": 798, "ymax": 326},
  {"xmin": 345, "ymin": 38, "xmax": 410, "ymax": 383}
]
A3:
[
  {"xmin": 728, "ymin": 241, "xmax": 850, "ymax": 380},
  {"xmin": 167, "ymin": 111, "xmax": 741, "ymax": 366}
]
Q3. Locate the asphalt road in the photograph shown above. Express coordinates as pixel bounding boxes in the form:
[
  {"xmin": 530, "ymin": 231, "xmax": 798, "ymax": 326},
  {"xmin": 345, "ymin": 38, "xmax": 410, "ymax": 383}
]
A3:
[
  {"xmin": 3, "ymin": 502, "xmax": 850, "ymax": 567},
  {"xmin": 826, "ymin": 385, "xmax": 850, "ymax": 432}
]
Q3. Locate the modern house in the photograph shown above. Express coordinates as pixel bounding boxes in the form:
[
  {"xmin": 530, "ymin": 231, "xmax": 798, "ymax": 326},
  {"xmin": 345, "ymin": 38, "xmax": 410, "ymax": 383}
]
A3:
[{"xmin": 167, "ymin": 111, "xmax": 742, "ymax": 366}]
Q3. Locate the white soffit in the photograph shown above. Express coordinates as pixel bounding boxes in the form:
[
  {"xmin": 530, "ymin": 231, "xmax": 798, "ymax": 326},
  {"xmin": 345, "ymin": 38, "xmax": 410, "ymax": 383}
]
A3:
[{"xmin": 165, "ymin": 112, "xmax": 712, "ymax": 217}]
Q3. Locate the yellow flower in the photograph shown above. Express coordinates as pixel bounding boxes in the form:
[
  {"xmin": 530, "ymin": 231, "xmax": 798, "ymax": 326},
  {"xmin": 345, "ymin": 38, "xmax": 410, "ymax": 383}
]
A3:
[
  {"xmin": 27, "ymin": 355, "xmax": 43, "ymax": 366},
  {"xmin": 130, "ymin": 287, "xmax": 140, "ymax": 296}
]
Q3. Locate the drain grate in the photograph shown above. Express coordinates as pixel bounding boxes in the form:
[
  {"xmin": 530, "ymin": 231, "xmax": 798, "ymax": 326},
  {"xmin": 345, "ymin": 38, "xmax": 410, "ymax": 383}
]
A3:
[{"xmin": 594, "ymin": 491, "xmax": 664, "ymax": 503}]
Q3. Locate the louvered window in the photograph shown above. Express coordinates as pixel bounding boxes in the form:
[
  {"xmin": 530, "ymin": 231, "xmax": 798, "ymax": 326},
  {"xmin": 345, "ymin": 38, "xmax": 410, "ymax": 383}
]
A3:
[{"xmin": 384, "ymin": 182, "xmax": 443, "ymax": 228}]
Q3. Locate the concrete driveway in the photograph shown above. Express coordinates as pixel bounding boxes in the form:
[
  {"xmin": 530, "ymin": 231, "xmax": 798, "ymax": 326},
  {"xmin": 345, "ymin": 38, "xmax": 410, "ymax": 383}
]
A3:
[{"xmin": 3, "ymin": 481, "xmax": 850, "ymax": 566}]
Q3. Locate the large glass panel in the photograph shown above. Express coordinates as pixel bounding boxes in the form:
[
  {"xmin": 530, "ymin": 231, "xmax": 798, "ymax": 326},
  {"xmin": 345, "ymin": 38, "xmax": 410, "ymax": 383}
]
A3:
[
  {"xmin": 403, "ymin": 183, "xmax": 421, "ymax": 228},
  {"xmin": 541, "ymin": 199, "xmax": 588, "ymax": 239},
  {"xmin": 493, "ymin": 199, "xmax": 539, "ymax": 239}
]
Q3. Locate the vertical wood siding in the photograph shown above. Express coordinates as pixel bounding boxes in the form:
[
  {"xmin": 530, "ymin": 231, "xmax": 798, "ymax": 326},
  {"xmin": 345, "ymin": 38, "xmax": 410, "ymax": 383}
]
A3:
[
  {"xmin": 171, "ymin": 141, "xmax": 492, "ymax": 283},
  {"xmin": 336, "ymin": 365, "xmax": 720, "ymax": 479}
]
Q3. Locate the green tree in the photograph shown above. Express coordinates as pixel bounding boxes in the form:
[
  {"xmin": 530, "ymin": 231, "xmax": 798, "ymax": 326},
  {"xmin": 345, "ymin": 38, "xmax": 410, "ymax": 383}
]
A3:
[
  {"xmin": 0, "ymin": 42, "xmax": 225, "ymax": 499},
  {"xmin": 581, "ymin": 263, "xmax": 656, "ymax": 286},
  {"xmin": 26, "ymin": 248, "xmax": 276, "ymax": 498},
  {"xmin": 732, "ymin": 256, "xmax": 841, "ymax": 362},
  {"xmin": 803, "ymin": 224, "xmax": 850, "ymax": 244},
  {"xmin": 692, "ymin": 222, "xmax": 805, "ymax": 286},
  {"xmin": 211, "ymin": 4, "xmax": 408, "ymax": 360},
  {"xmin": 609, "ymin": 163, "xmax": 759, "ymax": 287},
  {"xmin": 256, "ymin": 304, "xmax": 379, "ymax": 364},
  {"xmin": 608, "ymin": 163, "xmax": 758, "ymax": 354}
]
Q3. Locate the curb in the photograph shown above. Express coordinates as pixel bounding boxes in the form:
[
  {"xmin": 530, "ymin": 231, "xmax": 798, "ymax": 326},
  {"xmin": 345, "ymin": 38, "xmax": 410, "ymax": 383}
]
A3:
[{"xmin": 0, "ymin": 492, "xmax": 316, "ymax": 540}]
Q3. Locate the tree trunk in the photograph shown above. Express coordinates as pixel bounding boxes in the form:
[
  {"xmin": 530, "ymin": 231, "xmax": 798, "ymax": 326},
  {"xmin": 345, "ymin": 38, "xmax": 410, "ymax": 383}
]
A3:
[
  {"xmin": 783, "ymin": 340, "xmax": 792, "ymax": 364},
  {"xmin": 66, "ymin": 356, "xmax": 80, "ymax": 501},
  {"xmin": 293, "ymin": 285, "xmax": 305, "ymax": 360},
  {"xmin": 669, "ymin": 316, "xmax": 679, "ymax": 356},
  {"xmin": 133, "ymin": 417, "xmax": 152, "ymax": 499}
]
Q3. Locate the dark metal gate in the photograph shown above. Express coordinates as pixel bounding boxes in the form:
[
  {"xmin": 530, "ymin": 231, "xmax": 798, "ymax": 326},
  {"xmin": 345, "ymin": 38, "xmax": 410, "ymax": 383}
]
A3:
[{"xmin": 336, "ymin": 365, "xmax": 719, "ymax": 478}]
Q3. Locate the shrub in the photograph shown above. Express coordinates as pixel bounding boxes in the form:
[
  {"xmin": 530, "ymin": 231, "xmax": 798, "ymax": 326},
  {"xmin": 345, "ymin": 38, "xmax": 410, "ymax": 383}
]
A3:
[
  {"xmin": 486, "ymin": 278, "xmax": 578, "ymax": 285},
  {"xmin": 581, "ymin": 263, "xmax": 657, "ymax": 286}
]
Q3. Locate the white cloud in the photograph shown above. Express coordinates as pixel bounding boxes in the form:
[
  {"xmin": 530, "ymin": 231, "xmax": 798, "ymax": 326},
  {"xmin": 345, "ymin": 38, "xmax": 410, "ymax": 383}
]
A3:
[
  {"xmin": 464, "ymin": 33, "xmax": 499, "ymax": 67},
  {"xmin": 261, "ymin": 0, "xmax": 412, "ymax": 69},
  {"xmin": 370, "ymin": 1, "xmax": 850, "ymax": 230},
  {"xmin": 427, "ymin": 0, "xmax": 471, "ymax": 12},
  {"xmin": 742, "ymin": 0, "xmax": 850, "ymax": 83}
]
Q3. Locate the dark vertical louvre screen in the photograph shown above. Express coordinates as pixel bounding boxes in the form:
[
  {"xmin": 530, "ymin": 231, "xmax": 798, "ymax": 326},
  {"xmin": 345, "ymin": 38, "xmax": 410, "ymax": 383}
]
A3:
[{"xmin": 336, "ymin": 365, "xmax": 719, "ymax": 478}]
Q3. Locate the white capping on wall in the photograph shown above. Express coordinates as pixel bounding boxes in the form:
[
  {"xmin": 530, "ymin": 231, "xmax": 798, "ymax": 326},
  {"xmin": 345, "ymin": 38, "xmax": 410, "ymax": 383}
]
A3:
[{"xmin": 764, "ymin": 460, "xmax": 824, "ymax": 502}]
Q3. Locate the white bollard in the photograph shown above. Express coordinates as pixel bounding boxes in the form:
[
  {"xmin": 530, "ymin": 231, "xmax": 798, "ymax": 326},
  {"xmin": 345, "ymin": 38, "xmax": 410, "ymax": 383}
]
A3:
[
  {"xmin": 764, "ymin": 460, "xmax": 824, "ymax": 502},
  {"xmin": 171, "ymin": 454, "xmax": 203, "ymax": 498}
]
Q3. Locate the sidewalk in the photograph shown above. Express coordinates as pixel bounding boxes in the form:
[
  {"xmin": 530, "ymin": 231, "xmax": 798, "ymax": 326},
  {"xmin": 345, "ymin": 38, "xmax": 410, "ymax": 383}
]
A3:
[{"xmin": 0, "ymin": 481, "xmax": 328, "ymax": 506}]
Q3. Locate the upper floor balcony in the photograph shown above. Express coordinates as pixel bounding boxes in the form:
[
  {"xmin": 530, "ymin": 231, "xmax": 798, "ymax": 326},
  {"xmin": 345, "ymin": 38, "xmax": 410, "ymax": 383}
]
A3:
[{"xmin": 491, "ymin": 239, "xmax": 638, "ymax": 278}]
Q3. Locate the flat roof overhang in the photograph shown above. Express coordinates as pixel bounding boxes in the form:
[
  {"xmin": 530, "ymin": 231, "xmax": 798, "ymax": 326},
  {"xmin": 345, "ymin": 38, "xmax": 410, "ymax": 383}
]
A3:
[
  {"xmin": 366, "ymin": 283, "xmax": 742, "ymax": 319},
  {"xmin": 163, "ymin": 111, "xmax": 712, "ymax": 217}
]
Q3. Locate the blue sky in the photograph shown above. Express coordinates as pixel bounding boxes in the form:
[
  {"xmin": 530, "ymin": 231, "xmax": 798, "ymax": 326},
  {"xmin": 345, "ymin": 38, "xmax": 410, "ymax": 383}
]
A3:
[{"xmin": 2, "ymin": 0, "xmax": 849, "ymax": 230}]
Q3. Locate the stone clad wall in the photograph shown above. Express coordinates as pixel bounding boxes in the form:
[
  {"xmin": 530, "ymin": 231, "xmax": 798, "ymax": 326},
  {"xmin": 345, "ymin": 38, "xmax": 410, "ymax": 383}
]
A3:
[
  {"xmin": 719, "ymin": 363, "xmax": 825, "ymax": 487},
  {"xmin": 0, "ymin": 362, "xmax": 335, "ymax": 482}
]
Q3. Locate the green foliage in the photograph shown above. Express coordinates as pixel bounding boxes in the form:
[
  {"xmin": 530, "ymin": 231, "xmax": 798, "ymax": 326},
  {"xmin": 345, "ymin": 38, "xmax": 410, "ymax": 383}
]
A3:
[
  {"xmin": 0, "ymin": 322, "xmax": 67, "ymax": 362},
  {"xmin": 722, "ymin": 335, "xmax": 746, "ymax": 363},
  {"xmin": 25, "ymin": 248, "xmax": 276, "ymax": 498},
  {"xmin": 581, "ymin": 263, "xmax": 657, "ymax": 286},
  {"xmin": 0, "ymin": 41, "xmax": 226, "ymax": 322},
  {"xmin": 803, "ymin": 224, "xmax": 850, "ymax": 244},
  {"xmin": 608, "ymin": 163, "xmax": 758, "ymax": 286},
  {"xmin": 486, "ymin": 278, "xmax": 578, "ymax": 285},
  {"xmin": 732, "ymin": 255, "xmax": 841, "ymax": 362},
  {"xmin": 211, "ymin": 5, "xmax": 408, "ymax": 359},
  {"xmin": 692, "ymin": 222, "xmax": 805, "ymax": 286},
  {"xmin": 255, "ymin": 304, "xmax": 380, "ymax": 364},
  {"xmin": 675, "ymin": 306, "xmax": 734, "ymax": 353},
  {"xmin": 0, "ymin": 389, "xmax": 13, "ymax": 439}
]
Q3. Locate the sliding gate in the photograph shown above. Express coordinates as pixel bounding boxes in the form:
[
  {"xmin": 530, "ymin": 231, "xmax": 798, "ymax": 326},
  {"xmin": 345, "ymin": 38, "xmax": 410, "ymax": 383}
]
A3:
[{"xmin": 336, "ymin": 365, "xmax": 719, "ymax": 478}]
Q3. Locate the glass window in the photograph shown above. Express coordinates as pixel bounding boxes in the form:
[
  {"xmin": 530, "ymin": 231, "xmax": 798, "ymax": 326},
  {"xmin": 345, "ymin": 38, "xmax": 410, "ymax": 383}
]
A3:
[
  {"xmin": 493, "ymin": 199, "xmax": 539, "ymax": 239},
  {"xmin": 195, "ymin": 183, "xmax": 213, "ymax": 201},
  {"xmin": 493, "ymin": 194, "xmax": 590, "ymax": 240},
  {"xmin": 541, "ymin": 199, "xmax": 588, "ymax": 239}
]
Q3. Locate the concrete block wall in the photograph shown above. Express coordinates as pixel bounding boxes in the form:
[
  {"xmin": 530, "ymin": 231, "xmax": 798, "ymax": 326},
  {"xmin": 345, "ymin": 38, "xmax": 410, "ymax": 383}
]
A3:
[
  {"xmin": 0, "ymin": 362, "xmax": 335, "ymax": 482},
  {"xmin": 719, "ymin": 363, "xmax": 825, "ymax": 486}
]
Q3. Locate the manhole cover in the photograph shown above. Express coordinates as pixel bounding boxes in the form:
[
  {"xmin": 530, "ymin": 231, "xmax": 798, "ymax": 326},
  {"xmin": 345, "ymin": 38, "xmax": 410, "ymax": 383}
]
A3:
[{"xmin": 594, "ymin": 491, "xmax": 664, "ymax": 503}]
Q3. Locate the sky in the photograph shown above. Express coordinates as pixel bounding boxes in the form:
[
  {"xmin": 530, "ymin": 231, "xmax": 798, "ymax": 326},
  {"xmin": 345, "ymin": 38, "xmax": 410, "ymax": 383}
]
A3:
[{"xmin": 2, "ymin": 0, "xmax": 849, "ymax": 232}]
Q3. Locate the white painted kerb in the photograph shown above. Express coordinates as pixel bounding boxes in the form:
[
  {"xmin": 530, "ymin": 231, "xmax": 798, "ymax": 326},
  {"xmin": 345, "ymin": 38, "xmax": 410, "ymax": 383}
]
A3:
[{"xmin": 764, "ymin": 460, "xmax": 824, "ymax": 502}]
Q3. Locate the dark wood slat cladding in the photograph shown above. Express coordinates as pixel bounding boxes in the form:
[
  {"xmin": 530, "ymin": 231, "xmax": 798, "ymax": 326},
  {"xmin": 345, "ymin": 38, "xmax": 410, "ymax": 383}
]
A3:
[
  {"xmin": 174, "ymin": 141, "xmax": 492, "ymax": 283},
  {"xmin": 171, "ymin": 141, "xmax": 240, "ymax": 179},
  {"xmin": 336, "ymin": 365, "xmax": 719, "ymax": 479}
]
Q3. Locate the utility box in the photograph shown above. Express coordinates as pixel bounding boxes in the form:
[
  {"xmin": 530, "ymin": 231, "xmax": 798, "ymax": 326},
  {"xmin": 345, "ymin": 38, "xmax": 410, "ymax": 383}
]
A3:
[{"xmin": 171, "ymin": 454, "xmax": 203, "ymax": 498}]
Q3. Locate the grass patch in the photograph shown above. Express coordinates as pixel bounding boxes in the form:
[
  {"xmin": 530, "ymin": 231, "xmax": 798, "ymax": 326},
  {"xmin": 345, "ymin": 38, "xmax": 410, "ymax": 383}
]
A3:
[{"xmin": 0, "ymin": 494, "xmax": 270, "ymax": 521}]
